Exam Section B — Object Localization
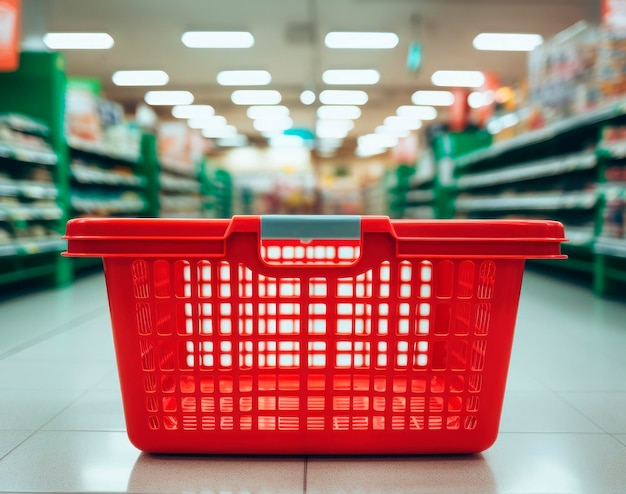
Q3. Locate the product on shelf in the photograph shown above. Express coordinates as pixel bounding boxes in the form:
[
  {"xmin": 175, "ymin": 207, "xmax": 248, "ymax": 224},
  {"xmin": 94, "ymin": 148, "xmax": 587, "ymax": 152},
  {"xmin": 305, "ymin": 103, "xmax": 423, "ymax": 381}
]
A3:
[
  {"xmin": 66, "ymin": 87, "xmax": 142, "ymax": 161},
  {"xmin": 603, "ymin": 196, "xmax": 626, "ymax": 238},
  {"xmin": 527, "ymin": 24, "xmax": 626, "ymax": 128},
  {"xmin": 0, "ymin": 112, "xmax": 55, "ymax": 153},
  {"xmin": 0, "ymin": 226, "xmax": 10, "ymax": 244},
  {"xmin": 597, "ymin": 28, "xmax": 626, "ymax": 101},
  {"xmin": 0, "ymin": 113, "xmax": 49, "ymax": 136},
  {"xmin": 528, "ymin": 25, "xmax": 599, "ymax": 123}
]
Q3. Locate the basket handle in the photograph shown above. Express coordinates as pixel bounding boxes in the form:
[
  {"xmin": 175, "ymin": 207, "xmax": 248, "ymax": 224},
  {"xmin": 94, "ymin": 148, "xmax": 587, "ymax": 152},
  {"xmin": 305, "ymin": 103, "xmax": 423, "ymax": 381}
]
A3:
[{"xmin": 260, "ymin": 215, "xmax": 361, "ymax": 241}]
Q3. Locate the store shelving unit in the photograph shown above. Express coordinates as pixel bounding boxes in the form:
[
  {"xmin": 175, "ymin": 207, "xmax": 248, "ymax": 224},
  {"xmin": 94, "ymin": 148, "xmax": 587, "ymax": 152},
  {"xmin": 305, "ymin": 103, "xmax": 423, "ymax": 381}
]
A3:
[
  {"xmin": 158, "ymin": 158, "xmax": 203, "ymax": 218},
  {"xmin": 383, "ymin": 102, "xmax": 626, "ymax": 294},
  {"xmin": 202, "ymin": 166, "xmax": 233, "ymax": 218},
  {"xmin": 0, "ymin": 52, "xmax": 72, "ymax": 287},
  {"xmin": 362, "ymin": 180, "xmax": 387, "ymax": 215},
  {"xmin": 384, "ymin": 165, "xmax": 415, "ymax": 218},
  {"xmin": 68, "ymin": 137, "xmax": 155, "ymax": 219},
  {"xmin": 441, "ymin": 100, "xmax": 626, "ymax": 295},
  {"xmin": 69, "ymin": 140, "xmax": 146, "ymax": 217}
]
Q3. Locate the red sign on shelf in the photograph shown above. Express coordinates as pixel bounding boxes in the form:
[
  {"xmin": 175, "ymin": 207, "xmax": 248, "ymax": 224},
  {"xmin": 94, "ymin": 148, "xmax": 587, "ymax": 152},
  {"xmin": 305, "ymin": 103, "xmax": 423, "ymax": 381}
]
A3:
[{"xmin": 0, "ymin": 0, "xmax": 20, "ymax": 72}]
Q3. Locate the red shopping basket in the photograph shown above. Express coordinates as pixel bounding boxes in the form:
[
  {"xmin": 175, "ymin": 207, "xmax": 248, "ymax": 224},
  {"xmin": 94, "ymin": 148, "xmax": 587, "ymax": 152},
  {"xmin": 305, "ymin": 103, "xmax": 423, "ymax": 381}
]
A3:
[{"xmin": 63, "ymin": 215, "xmax": 565, "ymax": 454}]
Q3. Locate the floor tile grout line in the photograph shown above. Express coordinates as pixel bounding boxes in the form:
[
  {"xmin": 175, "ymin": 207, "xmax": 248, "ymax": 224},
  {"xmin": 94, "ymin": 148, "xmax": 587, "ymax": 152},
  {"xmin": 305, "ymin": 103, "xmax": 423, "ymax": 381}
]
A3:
[
  {"xmin": 0, "ymin": 305, "xmax": 108, "ymax": 361},
  {"xmin": 1, "ymin": 374, "xmax": 110, "ymax": 452},
  {"xmin": 555, "ymin": 390, "xmax": 626, "ymax": 435},
  {"xmin": 31, "ymin": 387, "xmax": 94, "ymax": 436},
  {"xmin": 610, "ymin": 433, "xmax": 626, "ymax": 448},
  {"xmin": 0, "ymin": 429, "xmax": 40, "ymax": 462}
]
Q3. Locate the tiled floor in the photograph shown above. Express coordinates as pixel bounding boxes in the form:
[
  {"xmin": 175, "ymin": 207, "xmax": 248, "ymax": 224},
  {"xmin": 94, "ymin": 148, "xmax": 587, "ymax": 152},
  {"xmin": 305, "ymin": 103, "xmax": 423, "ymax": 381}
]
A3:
[{"xmin": 1, "ymin": 269, "xmax": 626, "ymax": 493}]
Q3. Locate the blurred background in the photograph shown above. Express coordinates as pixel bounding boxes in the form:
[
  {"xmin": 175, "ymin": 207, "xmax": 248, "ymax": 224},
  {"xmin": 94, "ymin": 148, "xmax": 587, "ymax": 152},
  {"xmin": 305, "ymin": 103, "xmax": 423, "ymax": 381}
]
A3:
[{"xmin": 1, "ymin": 0, "xmax": 625, "ymax": 294}]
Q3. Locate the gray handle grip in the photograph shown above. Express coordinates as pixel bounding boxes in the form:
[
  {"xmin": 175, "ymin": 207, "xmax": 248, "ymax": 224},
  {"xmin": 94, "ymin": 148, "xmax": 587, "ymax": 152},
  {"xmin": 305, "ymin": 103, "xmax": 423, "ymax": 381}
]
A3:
[{"xmin": 260, "ymin": 215, "xmax": 361, "ymax": 240}]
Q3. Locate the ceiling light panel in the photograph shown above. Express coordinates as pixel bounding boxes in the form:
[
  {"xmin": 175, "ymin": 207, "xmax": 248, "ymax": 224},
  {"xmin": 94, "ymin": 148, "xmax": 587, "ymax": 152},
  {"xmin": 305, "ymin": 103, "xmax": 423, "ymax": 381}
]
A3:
[
  {"xmin": 317, "ymin": 105, "xmax": 361, "ymax": 120},
  {"xmin": 396, "ymin": 105, "xmax": 438, "ymax": 121},
  {"xmin": 217, "ymin": 70, "xmax": 271, "ymax": 86},
  {"xmin": 411, "ymin": 90, "xmax": 455, "ymax": 106},
  {"xmin": 319, "ymin": 90, "xmax": 368, "ymax": 105},
  {"xmin": 144, "ymin": 91, "xmax": 194, "ymax": 106},
  {"xmin": 316, "ymin": 120, "xmax": 353, "ymax": 139},
  {"xmin": 322, "ymin": 69, "xmax": 380, "ymax": 85},
  {"xmin": 317, "ymin": 138, "xmax": 343, "ymax": 149},
  {"xmin": 217, "ymin": 134, "xmax": 249, "ymax": 147},
  {"xmin": 112, "ymin": 70, "xmax": 169, "ymax": 86},
  {"xmin": 188, "ymin": 116, "xmax": 228, "ymax": 129},
  {"xmin": 202, "ymin": 125, "xmax": 238, "ymax": 138},
  {"xmin": 383, "ymin": 115, "xmax": 422, "ymax": 130},
  {"xmin": 269, "ymin": 135, "xmax": 305, "ymax": 148},
  {"xmin": 375, "ymin": 126, "xmax": 410, "ymax": 138},
  {"xmin": 300, "ymin": 90, "xmax": 316, "ymax": 105},
  {"xmin": 356, "ymin": 146, "xmax": 386, "ymax": 157},
  {"xmin": 325, "ymin": 32, "xmax": 399, "ymax": 49},
  {"xmin": 431, "ymin": 70, "xmax": 485, "ymax": 88},
  {"xmin": 316, "ymin": 119, "xmax": 355, "ymax": 132},
  {"xmin": 473, "ymin": 33, "xmax": 543, "ymax": 51},
  {"xmin": 358, "ymin": 133, "xmax": 399, "ymax": 149},
  {"xmin": 171, "ymin": 105, "xmax": 215, "ymax": 119},
  {"xmin": 246, "ymin": 105, "xmax": 289, "ymax": 119},
  {"xmin": 253, "ymin": 117, "xmax": 294, "ymax": 132},
  {"xmin": 181, "ymin": 31, "xmax": 255, "ymax": 48},
  {"xmin": 231, "ymin": 90, "xmax": 282, "ymax": 105},
  {"xmin": 43, "ymin": 32, "xmax": 114, "ymax": 49}
]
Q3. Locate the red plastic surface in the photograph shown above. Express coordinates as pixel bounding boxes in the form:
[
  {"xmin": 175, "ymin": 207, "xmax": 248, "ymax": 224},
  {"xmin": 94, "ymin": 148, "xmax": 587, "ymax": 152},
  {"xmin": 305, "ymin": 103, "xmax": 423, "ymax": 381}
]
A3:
[{"xmin": 63, "ymin": 216, "xmax": 566, "ymax": 454}]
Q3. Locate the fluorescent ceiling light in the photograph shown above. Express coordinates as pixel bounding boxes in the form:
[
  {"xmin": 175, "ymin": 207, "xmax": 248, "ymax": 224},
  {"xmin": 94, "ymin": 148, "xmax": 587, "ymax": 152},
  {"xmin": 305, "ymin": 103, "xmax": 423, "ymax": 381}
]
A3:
[
  {"xmin": 181, "ymin": 31, "xmax": 254, "ymax": 48},
  {"xmin": 300, "ymin": 90, "xmax": 316, "ymax": 105},
  {"xmin": 112, "ymin": 70, "xmax": 169, "ymax": 86},
  {"xmin": 202, "ymin": 125, "xmax": 238, "ymax": 139},
  {"xmin": 396, "ymin": 105, "xmax": 437, "ymax": 120},
  {"xmin": 217, "ymin": 70, "xmax": 271, "ymax": 86},
  {"xmin": 375, "ymin": 126, "xmax": 410, "ymax": 138},
  {"xmin": 43, "ymin": 32, "xmax": 114, "ymax": 49},
  {"xmin": 473, "ymin": 33, "xmax": 543, "ymax": 51},
  {"xmin": 231, "ymin": 90, "xmax": 282, "ymax": 105},
  {"xmin": 468, "ymin": 91, "xmax": 495, "ymax": 109},
  {"xmin": 432, "ymin": 70, "xmax": 485, "ymax": 88},
  {"xmin": 356, "ymin": 146, "xmax": 386, "ymax": 157},
  {"xmin": 144, "ymin": 91, "xmax": 194, "ymax": 106},
  {"xmin": 217, "ymin": 134, "xmax": 249, "ymax": 147},
  {"xmin": 319, "ymin": 90, "xmax": 368, "ymax": 105},
  {"xmin": 269, "ymin": 135, "xmax": 305, "ymax": 148},
  {"xmin": 358, "ymin": 134, "xmax": 399, "ymax": 149},
  {"xmin": 325, "ymin": 32, "xmax": 399, "ymax": 49},
  {"xmin": 172, "ymin": 105, "xmax": 215, "ymax": 119},
  {"xmin": 261, "ymin": 131, "xmax": 283, "ymax": 139},
  {"xmin": 317, "ymin": 138, "xmax": 343, "ymax": 149},
  {"xmin": 316, "ymin": 119, "xmax": 354, "ymax": 132},
  {"xmin": 383, "ymin": 115, "xmax": 422, "ymax": 130},
  {"xmin": 316, "ymin": 120, "xmax": 353, "ymax": 139},
  {"xmin": 322, "ymin": 69, "xmax": 380, "ymax": 85},
  {"xmin": 188, "ymin": 116, "xmax": 227, "ymax": 129},
  {"xmin": 411, "ymin": 90, "xmax": 454, "ymax": 107},
  {"xmin": 246, "ymin": 105, "xmax": 289, "ymax": 119},
  {"xmin": 253, "ymin": 117, "xmax": 293, "ymax": 132},
  {"xmin": 317, "ymin": 105, "xmax": 361, "ymax": 120}
]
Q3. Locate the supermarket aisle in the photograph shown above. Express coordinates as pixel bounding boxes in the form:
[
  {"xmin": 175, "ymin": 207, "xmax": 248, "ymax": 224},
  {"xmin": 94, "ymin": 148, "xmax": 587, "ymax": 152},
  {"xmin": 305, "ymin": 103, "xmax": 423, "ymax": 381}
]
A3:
[{"xmin": 0, "ymin": 270, "xmax": 626, "ymax": 493}]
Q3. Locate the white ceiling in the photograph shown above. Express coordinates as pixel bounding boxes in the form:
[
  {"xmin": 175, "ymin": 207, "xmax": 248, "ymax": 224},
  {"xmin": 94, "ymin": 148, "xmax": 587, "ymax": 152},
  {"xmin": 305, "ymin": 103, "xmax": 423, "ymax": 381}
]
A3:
[{"xmin": 26, "ymin": 0, "xmax": 600, "ymax": 148}]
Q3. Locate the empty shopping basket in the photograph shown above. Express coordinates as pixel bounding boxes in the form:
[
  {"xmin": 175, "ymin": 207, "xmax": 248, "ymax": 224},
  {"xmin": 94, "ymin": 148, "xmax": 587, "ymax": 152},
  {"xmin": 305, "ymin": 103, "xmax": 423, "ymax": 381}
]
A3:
[{"xmin": 63, "ymin": 215, "xmax": 566, "ymax": 454}]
